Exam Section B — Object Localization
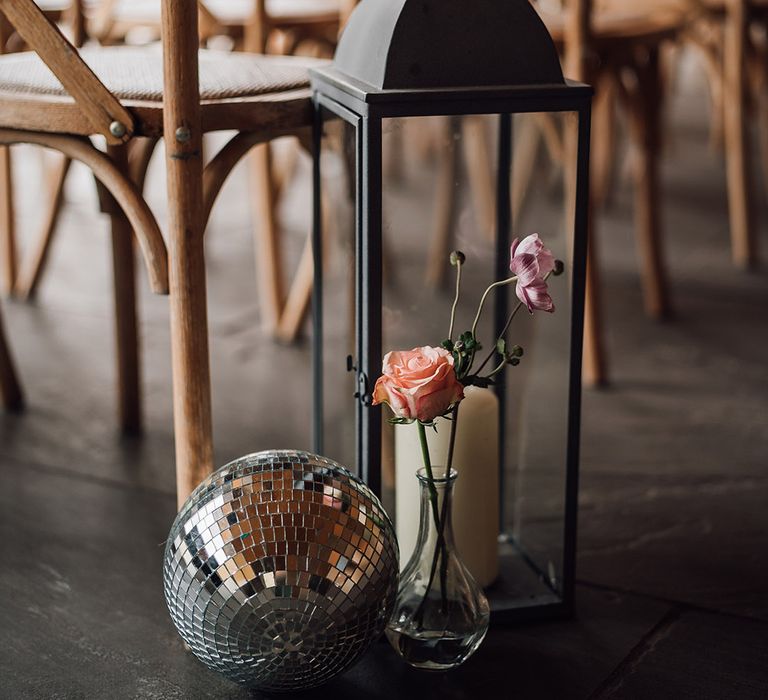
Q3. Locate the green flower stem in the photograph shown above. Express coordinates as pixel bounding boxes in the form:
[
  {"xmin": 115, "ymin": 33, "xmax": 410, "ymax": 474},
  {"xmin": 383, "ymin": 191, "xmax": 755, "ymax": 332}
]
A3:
[
  {"xmin": 446, "ymin": 405, "xmax": 459, "ymax": 472},
  {"xmin": 448, "ymin": 260, "xmax": 463, "ymax": 342},
  {"xmin": 470, "ymin": 275, "xmax": 518, "ymax": 339},
  {"xmin": 437, "ymin": 405, "xmax": 461, "ymax": 613},
  {"xmin": 485, "ymin": 356, "xmax": 509, "ymax": 380},
  {"xmin": 415, "ymin": 421, "xmax": 449, "ymax": 618},
  {"xmin": 417, "ymin": 422, "xmax": 440, "ymax": 533}
]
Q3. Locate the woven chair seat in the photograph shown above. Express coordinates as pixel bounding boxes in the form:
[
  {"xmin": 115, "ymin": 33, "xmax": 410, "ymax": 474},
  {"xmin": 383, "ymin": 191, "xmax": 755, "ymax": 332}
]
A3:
[
  {"xmin": 35, "ymin": 0, "xmax": 70, "ymax": 10},
  {"xmin": 112, "ymin": 0, "xmax": 341, "ymax": 24},
  {"xmin": 210, "ymin": 0, "xmax": 341, "ymax": 22},
  {"xmin": 0, "ymin": 46, "xmax": 318, "ymax": 102}
]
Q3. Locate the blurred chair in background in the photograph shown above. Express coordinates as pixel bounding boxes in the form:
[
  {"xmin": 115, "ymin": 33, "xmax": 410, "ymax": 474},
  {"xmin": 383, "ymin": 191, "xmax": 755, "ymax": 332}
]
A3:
[
  {"xmin": 544, "ymin": 0, "xmax": 688, "ymax": 385},
  {"xmin": 686, "ymin": 0, "xmax": 768, "ymax": 268},
  {"xmin": 426, "ymin": 0, "xmax": 687, "ymax": 385}
]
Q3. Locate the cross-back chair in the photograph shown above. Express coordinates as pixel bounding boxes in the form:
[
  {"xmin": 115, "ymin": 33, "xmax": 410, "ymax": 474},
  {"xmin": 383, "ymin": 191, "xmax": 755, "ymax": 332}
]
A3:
[{"xmin": 0, "ymin": 0, "xmax": 321, "ymax": 503}]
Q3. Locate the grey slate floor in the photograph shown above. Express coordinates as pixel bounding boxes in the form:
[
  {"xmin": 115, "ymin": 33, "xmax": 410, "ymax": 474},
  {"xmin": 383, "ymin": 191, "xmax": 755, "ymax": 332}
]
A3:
[{"xmin": 1, "ymin": 55, "xmax": 767, "ymax": 698}]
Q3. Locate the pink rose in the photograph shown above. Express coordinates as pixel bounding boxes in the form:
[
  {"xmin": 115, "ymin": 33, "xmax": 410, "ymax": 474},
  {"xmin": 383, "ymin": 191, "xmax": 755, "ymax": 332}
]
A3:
[
  {"xmin": 372, "ymin": 346, "xmax": 464, "ymax": 423},
  {"xmin": 509, "ymin": 233, "xmax": 555, "ymax": 313}
]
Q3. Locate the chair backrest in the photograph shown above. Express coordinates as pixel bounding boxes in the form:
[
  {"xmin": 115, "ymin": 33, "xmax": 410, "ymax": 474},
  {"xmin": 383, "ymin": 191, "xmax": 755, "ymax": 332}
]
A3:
[
  {"xmin": 0, "ymin": 0, "xmax": 204, "ymax": 146},
  {"xmin": 0, "ymin": 0, "xmax": 133, "ymax": 143}
]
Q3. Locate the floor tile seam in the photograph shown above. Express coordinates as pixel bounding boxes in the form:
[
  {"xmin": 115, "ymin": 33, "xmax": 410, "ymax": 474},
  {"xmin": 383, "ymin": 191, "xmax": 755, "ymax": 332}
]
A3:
[
  {"xmin": 586, "ymin": 606, "xmax": 683, "ymax": 700},
  {"xmin": 580, "ymin": 470, "xmax": 768, "ymax": 484},
  {"xmin": 4, "ymin": 300, "xmax": 173, "ymax": 330},
  {"xmin": 576, "ymin": 579, "xmax": 768, "ymax": 626},
  {"xmin": 0, "ymin": 455, "xmax": 175, "ymax": 501}
]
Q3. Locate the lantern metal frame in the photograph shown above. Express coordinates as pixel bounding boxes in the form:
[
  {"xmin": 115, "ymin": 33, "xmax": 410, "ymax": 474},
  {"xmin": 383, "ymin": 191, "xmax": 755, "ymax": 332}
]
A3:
[{"xmin": 309, "ymin": 5, "xmax": 592, "ymax": 624}]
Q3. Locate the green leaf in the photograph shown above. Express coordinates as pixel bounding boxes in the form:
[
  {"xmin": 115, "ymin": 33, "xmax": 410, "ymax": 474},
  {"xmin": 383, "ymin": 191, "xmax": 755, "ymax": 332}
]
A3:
[{"xmin": 441, "ymin": 339, "xmax": 454, "ymax": 351}]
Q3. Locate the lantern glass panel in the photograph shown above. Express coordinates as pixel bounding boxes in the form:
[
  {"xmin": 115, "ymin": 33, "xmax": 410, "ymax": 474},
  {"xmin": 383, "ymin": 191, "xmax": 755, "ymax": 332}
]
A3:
[
  {"xmin": 376, "ymin": 111, "xmax": 579, "ymax": 610},
  {"xmin": 501, "ymin": 111, "xmax": 580, "ymax": 605},
  {"xmin": 317, "ymin": 108, "xmax": 358, "ymax": 470}
]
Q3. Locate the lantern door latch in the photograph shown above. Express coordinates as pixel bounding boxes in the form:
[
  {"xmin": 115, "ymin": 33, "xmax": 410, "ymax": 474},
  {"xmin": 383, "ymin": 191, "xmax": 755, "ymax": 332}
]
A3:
[{"xmin": 347, "ymin": 355, "xmax": 372, "ymax": 406}]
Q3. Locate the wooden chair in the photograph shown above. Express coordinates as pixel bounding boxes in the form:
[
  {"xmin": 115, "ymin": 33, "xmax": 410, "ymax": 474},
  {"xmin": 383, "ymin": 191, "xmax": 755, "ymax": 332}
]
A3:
[{"xmin": 0, "ymin": 0, "xmax": 320, "ymax": 503}]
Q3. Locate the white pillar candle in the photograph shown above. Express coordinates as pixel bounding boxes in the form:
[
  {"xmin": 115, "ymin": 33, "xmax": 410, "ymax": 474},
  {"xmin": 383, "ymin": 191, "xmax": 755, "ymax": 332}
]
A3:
[{"xmin": 394, "ymin": 386, "xmax": 500, "ymax": 587}]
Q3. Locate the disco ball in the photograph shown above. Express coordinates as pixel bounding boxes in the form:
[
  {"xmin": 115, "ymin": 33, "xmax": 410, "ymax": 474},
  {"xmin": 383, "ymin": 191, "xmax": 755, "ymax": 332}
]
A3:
[{"xmin": 163, "ymin": 450, "xmax": 399, "ymax": 692}]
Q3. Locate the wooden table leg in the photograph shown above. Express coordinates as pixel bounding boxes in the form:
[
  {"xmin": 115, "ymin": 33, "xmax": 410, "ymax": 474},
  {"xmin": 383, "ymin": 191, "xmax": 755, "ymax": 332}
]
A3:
[{"xmin": 163, "ymin": 1, "xmax": 214, "ymax": 507}]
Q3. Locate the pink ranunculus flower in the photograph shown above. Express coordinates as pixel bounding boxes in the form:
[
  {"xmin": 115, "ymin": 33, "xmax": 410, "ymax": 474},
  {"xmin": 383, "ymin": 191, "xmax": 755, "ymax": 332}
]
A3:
[
  {"xmin": 372, "ymin": 346, "xmax": 464, "ymax": 423},
  {"xmin": 509, "ymin": 233, "xmax": 556, "ymax": 313}
]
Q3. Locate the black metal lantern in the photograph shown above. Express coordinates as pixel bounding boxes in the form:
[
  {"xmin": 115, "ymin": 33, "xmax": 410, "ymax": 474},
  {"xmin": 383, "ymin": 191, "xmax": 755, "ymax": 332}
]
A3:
[{"xmin": 310, "ymin": 0, "xmax": 592, "ymax": 622}]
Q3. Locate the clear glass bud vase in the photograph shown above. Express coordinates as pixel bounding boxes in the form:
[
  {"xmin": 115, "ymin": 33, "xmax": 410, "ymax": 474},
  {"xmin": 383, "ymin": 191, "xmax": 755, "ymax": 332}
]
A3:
[{"xmin": 386, "ymin": 467, "xmax": 490, "ymax": 670}]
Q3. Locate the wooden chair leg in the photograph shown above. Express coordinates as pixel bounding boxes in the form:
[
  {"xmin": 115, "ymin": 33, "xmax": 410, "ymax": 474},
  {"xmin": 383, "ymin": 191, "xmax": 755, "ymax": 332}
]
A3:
[
  {"xmin": 0, "ymin": 145, "xmax": 15, "ymax": 295},
  {"xmin": 0, "ymin": 303, "xmax": 22, "ymax": 410},
  {"xmin": 163, "ymin": 2, "xmax": 213, "ymax": 507},
  {"xmin": 275, "ymin": 231, "xmax": 312, "ymax": 343},
  {"xmin": 408, "ymin": 116, "xmax": 439, "ymax": 165},
  {"xmin": 270, "ymin": 138, "xmax": 301, "ymax": 202},
  {"xmin": 566, "ymin": 107, "xmax": 607, "ymax": 386},
  {"xmin": 591, "ymin": 73, "xmax": 617, "ymax": 209},
  {"xmin": 383, "ymin": 119, "xmax": 406, "ymax": 185},
  {"xmin": 723, "ymin": 0, "xmax": 756, "ymax": 268},
  {"xmin": 462, "ymin": 115, "xmax": 496, "ymax": 241},
  {"xmin": 249, "ymin": 142, "xmax": 284, "ymax": 334},
  {"xmin": 274, "ymin": 163, "xmax": 336, "ymax": 344},
  {"xmin": 13, "ymin": 154, "xmax": 71, "ymax": 300},
  {"xmin": 106, "ymin": 145, "xmax": 140, "ymax": 434},
  {"xmin": 427, "ymin": 117, "xmax": 460, "ymax": 289},
  {"xmin": 582, "ymin": 243, "xmax": 608, "ymax": 387},
  {"xmin": 623, "ymin": 48, "xmax": 671, "ymax": 320},
  {"xmin": 757, "ymin": 91, "xmax": 768, "ymax": 202},
  {"xmin": 511, "ymin": 115, "xmax": 543, "ymax": 228}
]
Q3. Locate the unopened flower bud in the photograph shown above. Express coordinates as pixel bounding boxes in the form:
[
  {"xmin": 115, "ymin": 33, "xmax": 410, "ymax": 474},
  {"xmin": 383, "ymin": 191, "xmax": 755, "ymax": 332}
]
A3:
[
  {"xmin": 450, "ymin": 250, "xmax": 466, "ymax": 266},
  {"xmin": 508, "ymin": 357, "xmax": 521, "ymax": 366},
  {"xmin": 553, "ymin": 259, "xmax": 565, "ymax": 276},
  {"xmin": 511, "ymin": 345, "xmax": 524, "ymax": 357}
]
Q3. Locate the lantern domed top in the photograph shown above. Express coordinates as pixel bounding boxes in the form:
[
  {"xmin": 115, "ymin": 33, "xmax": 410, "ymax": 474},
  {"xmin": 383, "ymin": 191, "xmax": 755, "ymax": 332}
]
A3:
[{"xmin": 333, "ymin": 0, "xmax": 564, "ymax": 91}]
